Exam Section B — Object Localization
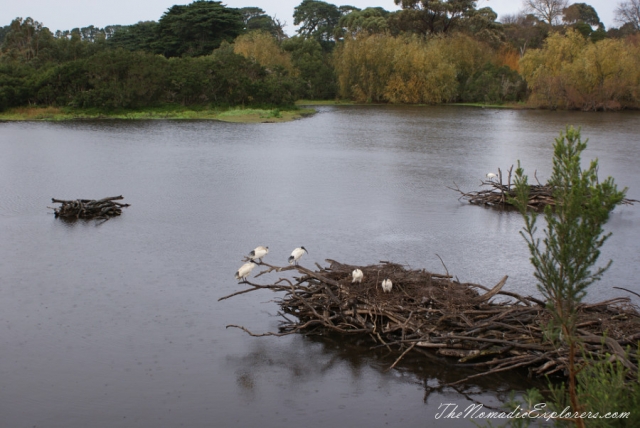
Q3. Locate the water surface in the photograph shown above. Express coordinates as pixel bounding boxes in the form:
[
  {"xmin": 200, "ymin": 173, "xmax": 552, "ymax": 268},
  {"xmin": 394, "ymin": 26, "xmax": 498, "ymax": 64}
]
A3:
[{"xmin": 1, "ymin": 106, "xmax": 639, "ymax": 427}]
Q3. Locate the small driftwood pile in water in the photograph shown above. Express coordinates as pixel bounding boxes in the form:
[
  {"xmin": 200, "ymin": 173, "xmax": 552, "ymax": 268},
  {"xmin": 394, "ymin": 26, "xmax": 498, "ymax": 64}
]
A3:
[
  {"xmin": 220, "ymin": 259, "xmax": 640, "ymax": 385},
  {"xmin": 450, "ymin": 167, "xmax": 638, "ymax": 210},
  {"xmin": 51, "ymin": 196, "xmax": 129, "ymax": 221}
]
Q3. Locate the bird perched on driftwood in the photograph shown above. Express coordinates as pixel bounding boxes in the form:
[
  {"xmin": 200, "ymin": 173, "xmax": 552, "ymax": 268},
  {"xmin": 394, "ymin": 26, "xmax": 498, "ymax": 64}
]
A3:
[
  {"xmin": 288, "ymin": 246, "xmax": 308, "ymax": 265},
  {"xmin": 249, "ymin": 246, "xmax": 269, "ymax": 263},
  {"xmin": 486, "ymin": 172, "xmax": 497, "ymax": 181},
  {"xmin": 352, "ymin": 269, "xmax": 363, "ymax": 283},
  {"xmin": 235, "ymin": 262, "xmax": 256, "ymax": 283},
  {"xmin": 381, "ymin": 278, "xmax": 393, "ymax": 293}
]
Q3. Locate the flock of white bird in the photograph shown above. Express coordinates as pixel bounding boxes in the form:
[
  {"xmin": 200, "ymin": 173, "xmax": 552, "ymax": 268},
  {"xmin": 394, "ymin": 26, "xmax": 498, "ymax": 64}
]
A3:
[
  {"xmin": 234, "ymin": 247, "xmax": 393, "ymax": 293},
  {"xmin": 234, "ymin": 245, "xmax": 308, "ymax": 283}
]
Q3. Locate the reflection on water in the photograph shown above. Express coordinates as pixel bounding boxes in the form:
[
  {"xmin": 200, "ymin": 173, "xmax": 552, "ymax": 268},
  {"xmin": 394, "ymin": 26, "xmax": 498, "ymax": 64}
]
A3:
[{"xmin": 0, "ymin": 107, "xmax": 638, "ymax": 427}]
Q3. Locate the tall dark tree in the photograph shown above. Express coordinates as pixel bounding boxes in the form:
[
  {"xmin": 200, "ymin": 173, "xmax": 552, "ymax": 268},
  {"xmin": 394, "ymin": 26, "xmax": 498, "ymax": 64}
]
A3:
[
  {"xmin": 562, "ymin": 3, "xmax": 605, "ymax": 41},
  {"xmin": 282, "ymin": 36, "xmax": 336, "ymax": 99},
  {"xmin": 0, "ymin": 24, "xmax": 11, "ymax": 45},
  {"xmin": 107, "ymin": 21, "xmax": 159, "ymax": 52},
  {"xmin": 391, "ymin": 0, "xmax": 478, "ymax": 35},
  {"xmin": 562, "ymin": 3, "xmax": 601, "ymax": 27},
  {"xmin": 501, "ymin": 13, "xmax": 550, "ymax": 55},
  {"xmin": 337, "ymin": 7, "xmax": 390, "ymax": 37},
  {"xmin": 293, "ymin": 0, "xmax": 342, "ymax": 46},
  {"xmin": 154, "ymin": 0, "xmax": 244, "ymax": 57},
  {"xmin": 1, "ymin": 17, "xmax": 55, "ymax": 64},
  {"xmin": 239, "ymin": 7, "xmax": 286, "ymax": 41}
]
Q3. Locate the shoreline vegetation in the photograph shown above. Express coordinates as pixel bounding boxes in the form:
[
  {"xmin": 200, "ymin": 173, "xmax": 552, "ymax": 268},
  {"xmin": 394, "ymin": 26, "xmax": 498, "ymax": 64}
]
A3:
[
  {"xmin": 3, "ymin": 2, "xmax": 640, "ymax": 116},
  {"xmin": 0, "ymin": 105, "xmax": 316, "ymax": 123},
  {"xmin": 0, "ymin": 101, "xmax": 541, "ymax": 123}
]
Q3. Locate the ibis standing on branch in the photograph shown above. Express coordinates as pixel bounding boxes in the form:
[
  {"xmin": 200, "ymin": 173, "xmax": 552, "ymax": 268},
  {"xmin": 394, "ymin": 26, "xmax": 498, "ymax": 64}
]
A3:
[
  {"xmin": 352, "ymin": 269, "xmax": 363, "ymax": 283},
  {"xmin": 288, "ymin": 246, "xmax": 308, "ymax": 265},
  {"xmin": 249, "ymin": 246, "xmax": 269, "ymax": 263},
  {"xmin": 381, "ymin": 278, "xmax": 393, "ymax": 293},
  {"xmin": 235, "ymin": 261, "xmax": 256, "ymax": 283},
  {"xmin": 486, "ymin": 172, "xmax": 497, "ymax": 181}
]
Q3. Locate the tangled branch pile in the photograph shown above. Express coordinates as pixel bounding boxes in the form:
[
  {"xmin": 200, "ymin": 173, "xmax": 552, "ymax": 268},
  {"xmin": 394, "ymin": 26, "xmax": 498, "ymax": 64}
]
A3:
[
  {"xmin": 50, "ymin": 196, "xmax": 130, "ymax": 221},
  {"xmin": 450, "ymin": 167, "xmax": 638, "ymax": 210},
  {"xmin": 221, "ymin": 260, "xmax": 640, "ymax": 385}
]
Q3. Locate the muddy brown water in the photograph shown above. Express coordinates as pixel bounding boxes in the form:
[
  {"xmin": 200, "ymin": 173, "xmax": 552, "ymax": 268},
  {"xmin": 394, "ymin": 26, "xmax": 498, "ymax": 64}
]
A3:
[{"xmin": 1, "ymin": 106, "xmax": 639, "ymax": 427}]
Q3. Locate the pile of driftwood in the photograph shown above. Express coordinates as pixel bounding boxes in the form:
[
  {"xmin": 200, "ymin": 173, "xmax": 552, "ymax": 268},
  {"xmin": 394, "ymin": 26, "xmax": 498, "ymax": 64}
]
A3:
[
  {"xmin": 50, "ymin": 196, "xmax": 129, "ymax": 221},
  {"xmin": 450, "ymin": 167, "xmax": 638, "ymax": 210},
  {"xmin": 221, "ymin": 259, "xmax": 640, "ymax": 385}
]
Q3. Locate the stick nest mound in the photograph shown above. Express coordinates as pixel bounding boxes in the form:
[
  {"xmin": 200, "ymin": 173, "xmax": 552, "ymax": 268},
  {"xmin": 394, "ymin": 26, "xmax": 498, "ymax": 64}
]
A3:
[
  {"xmin": 50, "ymin": 196, "xmax": 130, "ymax": 222},
  {"xmin": 450, "ymin": 167, "xmax": 638, "ymax": 210},
  {"xmin": 221, "ymin": 259, "xmax": 640, "ymax": 385}
]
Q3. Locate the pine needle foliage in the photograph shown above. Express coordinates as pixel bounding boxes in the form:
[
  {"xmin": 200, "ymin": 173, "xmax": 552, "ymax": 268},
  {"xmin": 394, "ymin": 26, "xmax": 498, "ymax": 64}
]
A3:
[{"xmin": 512, "ymin": 126, "xmax": 626, "ymax": 336}]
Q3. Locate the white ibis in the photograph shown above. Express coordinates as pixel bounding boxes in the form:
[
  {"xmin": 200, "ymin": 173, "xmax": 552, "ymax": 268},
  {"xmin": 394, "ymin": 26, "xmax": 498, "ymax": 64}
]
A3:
[
  {"xmin": 486, "ymin": 172, "xmax": 497, "ymax": 181},
  {"xmin": 381, "ymin": 278, "xmax": 393, "ymax": 293},
  {"xmin": 352, "ymin": 269, "xmax": 363, "ymax": 283},
  {"xmin": 249, "ymin": 246, "xmax": 269, "ymax": 263},
  {"xmin": 288, "ymin": 246, "xmax": 308, "ymax": 265},
  {"xmin": 235, "ymin": 261, "xmax": 255, "ymax": 282}
]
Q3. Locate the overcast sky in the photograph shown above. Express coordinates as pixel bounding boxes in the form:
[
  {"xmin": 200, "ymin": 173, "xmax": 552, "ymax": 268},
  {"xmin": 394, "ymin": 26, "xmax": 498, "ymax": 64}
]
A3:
[{"xmin": 1, "ymin": 0, "xmax": 620, "ymax": 34}]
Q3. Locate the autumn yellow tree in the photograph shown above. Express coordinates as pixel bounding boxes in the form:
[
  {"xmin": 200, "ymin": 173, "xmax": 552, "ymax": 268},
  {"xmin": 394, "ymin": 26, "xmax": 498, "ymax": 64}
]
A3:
[
  {"xmin": 334, "ymin": 33, "xmax": 493, "ymax": 104},
  {"xmin": 383, "ymin": 36, "xmax": 457, "ymax": 104},
  {"xmin": 520, "ymin": 29, "xmax": 640, "ymax": 110},
  {"xmin": 233, "ymin": 30, "xmax": 295, "ymax": 75},
  {"xmin": 333, "ymin": 33, "xmax": 396, "ymax": 102}
]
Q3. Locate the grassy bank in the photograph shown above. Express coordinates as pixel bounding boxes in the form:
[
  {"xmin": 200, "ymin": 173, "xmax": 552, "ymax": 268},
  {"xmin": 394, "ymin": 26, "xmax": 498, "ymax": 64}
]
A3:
[
  {"xmin": 0, "ymin": 106, "xmax": 316, "ymax": 123},
  {"xmin": 295, "ymin": 100, "xmax": 529, "ymax": 109}
]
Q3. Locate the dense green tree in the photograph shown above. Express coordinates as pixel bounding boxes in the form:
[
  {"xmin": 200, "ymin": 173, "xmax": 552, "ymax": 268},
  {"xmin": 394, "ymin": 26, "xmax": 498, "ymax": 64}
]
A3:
[
  {"xmin": 390, "ymin": 0, "xmax": 477, "ymax": 35},
  {"xmin": 461, "ymin": 7, "xmax": 504, "ymax": 46},
  {"xmin": 293, "ymin": 0, "xmax": 342, "ymax": 47},
  {"xmin": 1, "ymin": 17, "xmax": 55, "ymax": 64},
  {"xmin": 337, "ymin": 7, "xmax": 390, "ymax": 37},
  {"xmin": 282, "ymin": 36, "xmax": 336, "ymax": 99},
  {"xmin": 562, "ymin": 3, "xmax": 601, "ymax": 27},
  {"xmin": 239, "ymin": 7, "xmax": 286, "ymax": 41},
  {"xmin": 107, "ymin": 21, "xmax": 159, "ymax": 52},
  {"xmin": 154, "ymin": 0, "xmax": 244, "ymax": 57},
  {"xmin": 562, "ymin": 3, "xmax": 606, "ymax": 42},
  {"xmin": 459, "ymin": 62, "xmax": 526, "ymax": 103},
  {"xmin": 0, "ymin": 24, "xmax": 11, "ymax": 45},
  {"xmin": 501, "ymin": 13, "xmax": 550, "ymax": 55},
  {"xmin": 0, "ymin": 63, "xmax": 33, "ymax": 110}
]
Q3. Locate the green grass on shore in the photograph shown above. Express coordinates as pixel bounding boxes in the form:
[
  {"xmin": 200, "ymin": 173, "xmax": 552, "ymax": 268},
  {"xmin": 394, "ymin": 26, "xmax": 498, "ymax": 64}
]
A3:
[{"xmin": 0, "ymin": 105, "xmax": 316, "ymax": 123}]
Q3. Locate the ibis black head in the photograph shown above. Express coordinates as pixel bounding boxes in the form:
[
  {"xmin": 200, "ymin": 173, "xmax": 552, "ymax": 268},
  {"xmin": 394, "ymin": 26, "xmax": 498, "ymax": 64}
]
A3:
[{"xmin": 301, "ymin": 246, "xmax": 308, "ymax": 253}]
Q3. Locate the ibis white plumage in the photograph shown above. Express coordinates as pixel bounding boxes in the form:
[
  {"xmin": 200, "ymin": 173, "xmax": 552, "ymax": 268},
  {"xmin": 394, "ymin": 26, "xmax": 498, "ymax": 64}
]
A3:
[
  {"xmin": 235, "ymin": 261, "xmax": 256, "ymax": 282},
  {"xmin": 352, "ymin": 269, "xmax": 363, "ymax": 283},
  {"xmin": 486, "ymin": 172, "xmax": 497, "ymax": 181},
  {"xmin": 249, "ymin": 246, "xmax": 269, "ymax": 263},
  {"xmin": 381, "ymin": 278, "xmax": 393, "ymax": 293},
  {"xmin": 288, "ymin": 246, "xmax": 308, "ymax": 265}
]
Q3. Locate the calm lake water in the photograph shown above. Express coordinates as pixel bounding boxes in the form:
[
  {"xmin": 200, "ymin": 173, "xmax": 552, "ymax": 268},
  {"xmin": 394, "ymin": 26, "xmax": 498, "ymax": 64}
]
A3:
[{"xmin": 1, "ymin": 106, "xmax": 639, "ymax": 427}]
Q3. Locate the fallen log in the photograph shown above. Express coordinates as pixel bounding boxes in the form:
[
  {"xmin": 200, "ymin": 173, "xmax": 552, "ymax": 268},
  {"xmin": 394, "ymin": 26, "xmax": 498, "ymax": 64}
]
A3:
[
  {"xmin": 221, "ymin": 259, "xmax": 640, "ymax": 385},
  {"xmin": 50, "ymin": 195, "xmax": 130, "ymax": 222}
]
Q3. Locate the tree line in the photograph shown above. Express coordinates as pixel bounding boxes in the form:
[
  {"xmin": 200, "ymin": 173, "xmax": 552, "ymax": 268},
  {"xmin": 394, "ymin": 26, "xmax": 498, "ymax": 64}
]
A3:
[{"xmin": 1, "ymin": 0, "xmax": 640, "ymax": 112}]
